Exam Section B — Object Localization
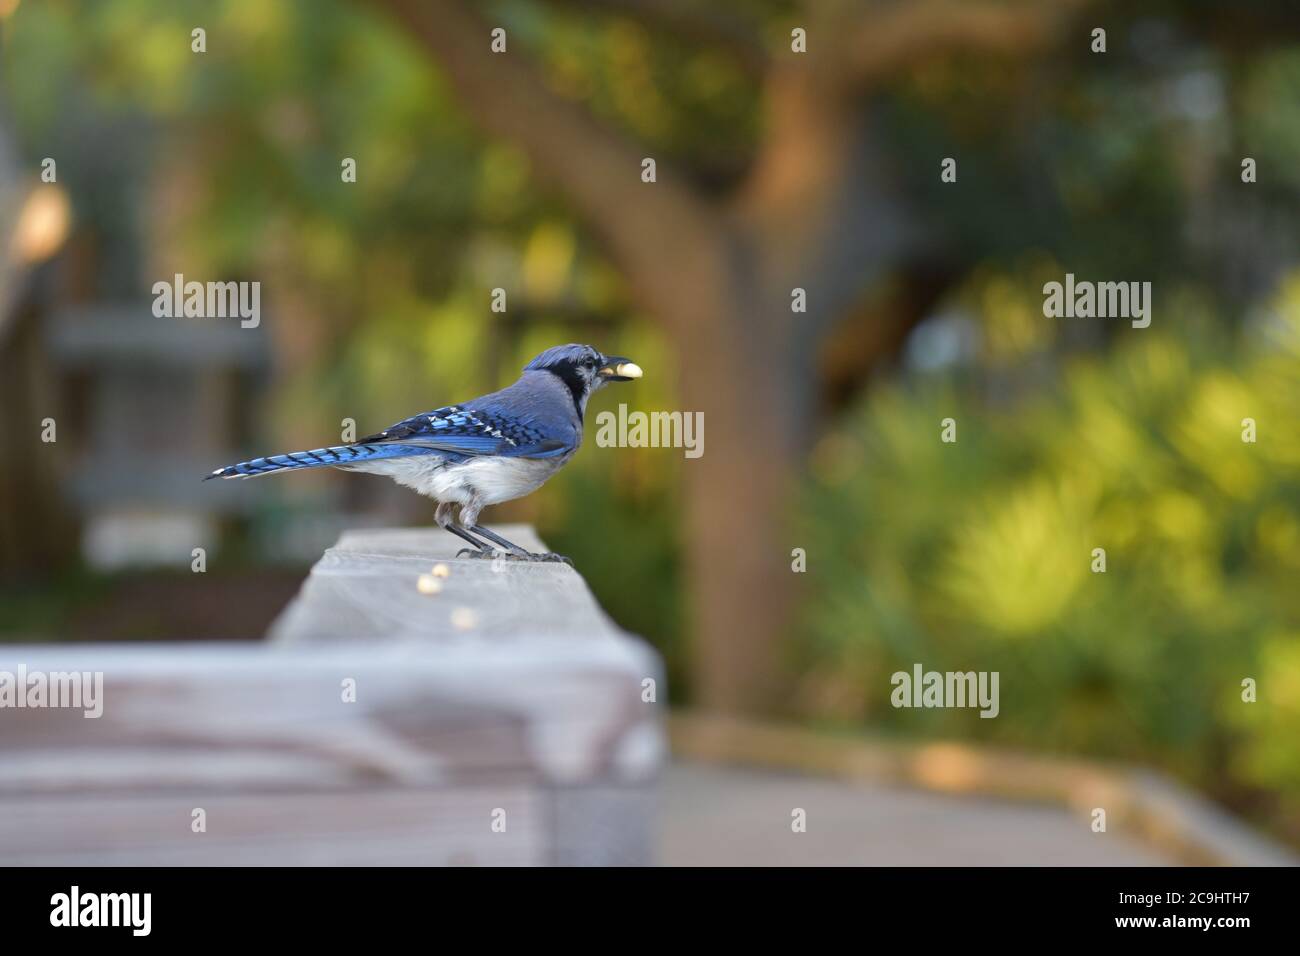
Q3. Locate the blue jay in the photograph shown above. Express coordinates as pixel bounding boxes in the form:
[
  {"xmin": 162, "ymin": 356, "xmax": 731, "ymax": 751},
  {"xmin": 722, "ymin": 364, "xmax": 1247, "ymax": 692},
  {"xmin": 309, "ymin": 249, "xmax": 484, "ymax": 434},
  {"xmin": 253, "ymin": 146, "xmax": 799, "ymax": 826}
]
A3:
[{"xmin": 207, "ymin": 344, "xmax": 642, "ymax": 563}]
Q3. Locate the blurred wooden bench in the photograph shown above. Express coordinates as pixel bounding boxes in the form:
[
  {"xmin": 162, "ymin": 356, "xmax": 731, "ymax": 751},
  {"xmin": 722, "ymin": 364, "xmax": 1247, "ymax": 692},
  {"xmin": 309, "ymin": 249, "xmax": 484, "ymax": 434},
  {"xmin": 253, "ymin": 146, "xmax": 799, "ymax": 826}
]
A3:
[{"xmin": 0, "ymin": 526, "xmax": 664, "ymax": 865}]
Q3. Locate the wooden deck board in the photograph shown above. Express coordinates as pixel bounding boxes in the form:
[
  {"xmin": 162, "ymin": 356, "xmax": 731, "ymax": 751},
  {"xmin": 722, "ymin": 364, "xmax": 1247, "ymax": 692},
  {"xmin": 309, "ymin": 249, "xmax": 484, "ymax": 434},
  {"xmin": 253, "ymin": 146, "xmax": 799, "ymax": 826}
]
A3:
[{"xmin": 0, "ymin": 525, "xmax": 665, "ymax": 865}]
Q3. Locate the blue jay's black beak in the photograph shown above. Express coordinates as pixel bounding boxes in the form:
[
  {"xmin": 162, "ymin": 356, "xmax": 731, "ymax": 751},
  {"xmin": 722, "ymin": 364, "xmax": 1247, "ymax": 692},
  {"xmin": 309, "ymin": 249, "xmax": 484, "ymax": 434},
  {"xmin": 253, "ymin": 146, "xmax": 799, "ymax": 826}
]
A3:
[{"xmin": 598, "ymin": 356, "xmax": 643, "ymax": 382}]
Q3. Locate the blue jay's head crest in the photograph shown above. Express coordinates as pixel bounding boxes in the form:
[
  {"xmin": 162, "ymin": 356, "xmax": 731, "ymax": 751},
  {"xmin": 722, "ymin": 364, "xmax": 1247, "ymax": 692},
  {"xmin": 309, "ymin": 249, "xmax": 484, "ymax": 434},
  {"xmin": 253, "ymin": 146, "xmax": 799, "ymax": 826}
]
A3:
[{"xmin": 524, "ymin": 344, "xmax": 642, "ymax": 412}]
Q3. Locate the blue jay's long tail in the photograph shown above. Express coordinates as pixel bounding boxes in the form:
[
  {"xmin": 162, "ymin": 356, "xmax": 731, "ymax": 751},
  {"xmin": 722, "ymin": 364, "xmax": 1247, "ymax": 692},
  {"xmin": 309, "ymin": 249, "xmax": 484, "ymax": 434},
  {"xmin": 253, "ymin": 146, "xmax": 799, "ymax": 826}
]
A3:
[{"xmin": 205, "ymin": 443, "xmax": 434, "ymax": 480}]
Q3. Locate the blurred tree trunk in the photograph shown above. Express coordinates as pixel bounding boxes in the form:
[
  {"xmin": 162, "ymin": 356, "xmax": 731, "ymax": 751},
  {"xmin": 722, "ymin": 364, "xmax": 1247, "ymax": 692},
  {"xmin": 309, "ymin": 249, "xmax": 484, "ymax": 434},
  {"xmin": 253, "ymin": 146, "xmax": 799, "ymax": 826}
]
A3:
[
  {"xmin": 0, "ymin": 303, "xmax": 78, "ymax": 579},
  {"xmin": 0, "ymin": 109, "xmax": 78, "ymax": 578},
  {"xmin": 373, "ymin": 0, "xmax": 1080, "ymax": 714},
  {"xmin": 657, "ymin": 253, "xmax": 806, "ymax": 710}
]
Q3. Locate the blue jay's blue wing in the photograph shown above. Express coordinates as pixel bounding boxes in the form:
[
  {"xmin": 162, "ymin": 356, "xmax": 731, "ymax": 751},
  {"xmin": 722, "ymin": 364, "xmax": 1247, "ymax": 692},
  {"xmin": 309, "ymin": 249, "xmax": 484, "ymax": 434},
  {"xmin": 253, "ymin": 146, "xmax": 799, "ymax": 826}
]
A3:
[
  {"xmin": 358, "ymin": 405, "xmax": 574, "ymax": 459},
  {"xmin": 207, "ymin": 399, "xmax": 576, "ymax": 480}
]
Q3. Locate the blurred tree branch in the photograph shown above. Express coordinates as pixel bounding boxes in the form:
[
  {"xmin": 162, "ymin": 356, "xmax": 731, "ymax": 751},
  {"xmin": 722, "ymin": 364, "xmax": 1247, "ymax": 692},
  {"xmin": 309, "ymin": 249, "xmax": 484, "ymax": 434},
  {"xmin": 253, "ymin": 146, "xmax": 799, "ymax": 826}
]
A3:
[
  {"xmin": 373, "ymin": 0, "xmax": 723, "ymax": 341},
  {"xmin": 835, "ymin": 0, "xmax": 1088, "ymax": 91},
  {"xmin": 539, "ymin": 0, "xmax": 770, "ymax": 78}
]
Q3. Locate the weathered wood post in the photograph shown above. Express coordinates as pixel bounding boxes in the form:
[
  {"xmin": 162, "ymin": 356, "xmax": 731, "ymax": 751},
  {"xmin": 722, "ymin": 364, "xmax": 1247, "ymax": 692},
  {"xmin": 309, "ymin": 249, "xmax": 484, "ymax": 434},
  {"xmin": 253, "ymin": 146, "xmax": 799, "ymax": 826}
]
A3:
[{"xmin": 0, "ymin": 525, "xmax": 665, "ymax": 865}]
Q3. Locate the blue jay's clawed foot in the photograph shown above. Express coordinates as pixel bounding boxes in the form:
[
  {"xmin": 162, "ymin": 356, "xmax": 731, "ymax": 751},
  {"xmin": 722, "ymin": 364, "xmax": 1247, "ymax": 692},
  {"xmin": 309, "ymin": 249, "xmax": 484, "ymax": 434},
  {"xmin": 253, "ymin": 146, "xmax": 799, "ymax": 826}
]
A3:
[
  {"xmin": 456, "ymin": 547, "xmax": 501, "ymax": 560},
  {"xmin": 454, "ymin": 547, "xmax": 572, "ymax": 567},
  {"xmin": 468, "ymin": 525, "xmax": 573, "ymax": 567}
]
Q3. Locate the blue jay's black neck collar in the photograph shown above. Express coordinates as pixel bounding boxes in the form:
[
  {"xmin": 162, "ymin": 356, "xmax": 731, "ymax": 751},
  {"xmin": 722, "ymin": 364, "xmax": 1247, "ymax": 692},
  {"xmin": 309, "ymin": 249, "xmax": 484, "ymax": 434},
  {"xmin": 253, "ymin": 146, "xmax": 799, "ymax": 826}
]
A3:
[{"xmin": 544, "ymin": 363, "xmax": 590, "ymax": 421}]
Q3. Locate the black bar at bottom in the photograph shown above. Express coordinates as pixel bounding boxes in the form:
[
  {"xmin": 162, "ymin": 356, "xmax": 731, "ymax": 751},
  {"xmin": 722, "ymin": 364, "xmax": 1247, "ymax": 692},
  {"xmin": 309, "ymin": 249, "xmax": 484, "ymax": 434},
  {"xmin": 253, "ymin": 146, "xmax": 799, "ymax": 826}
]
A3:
[{"xmin": 0, "ymin": 866, "xmax": 1287, "ymax": 941}]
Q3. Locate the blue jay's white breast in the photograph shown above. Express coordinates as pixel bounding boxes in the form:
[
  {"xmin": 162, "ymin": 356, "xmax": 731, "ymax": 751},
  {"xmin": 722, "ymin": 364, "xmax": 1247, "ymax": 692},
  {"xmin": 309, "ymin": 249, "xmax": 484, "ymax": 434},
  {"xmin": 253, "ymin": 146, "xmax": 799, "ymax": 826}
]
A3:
[{"xmin": 347, "ymin": 453, "xmax": 572, "ymax": 506}]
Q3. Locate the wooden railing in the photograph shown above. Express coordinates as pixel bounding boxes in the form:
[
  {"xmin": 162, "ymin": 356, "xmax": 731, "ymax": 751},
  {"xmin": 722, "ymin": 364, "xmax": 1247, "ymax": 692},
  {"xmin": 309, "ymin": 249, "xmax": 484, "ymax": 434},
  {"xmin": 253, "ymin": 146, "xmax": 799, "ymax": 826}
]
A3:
[{"xmin": 0, "ymin": 525, "xmax": 664, "ymax": 865}]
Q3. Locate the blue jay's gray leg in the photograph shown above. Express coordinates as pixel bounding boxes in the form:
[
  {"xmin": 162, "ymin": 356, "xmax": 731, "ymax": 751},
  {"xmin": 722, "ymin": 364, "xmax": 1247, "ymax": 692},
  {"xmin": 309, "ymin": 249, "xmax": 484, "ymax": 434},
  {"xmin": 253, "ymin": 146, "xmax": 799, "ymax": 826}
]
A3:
[
  {"xmin": 470, "ymin": 525, "xmax": 573, "ymax": 567},
  {"xmin": 435, "ymin": 501, "xmax": 495, "ymax": 558},
  {"xmin": 458, "ymin": 499, "xmax": 572, "ymax": 565},
  {"xmin": 468, "ymin": 524, "xmax": 530, "ymax": 555},
  {"xmin": 447, "ymin": 524, "xmax": 495, "ymax": 557}
]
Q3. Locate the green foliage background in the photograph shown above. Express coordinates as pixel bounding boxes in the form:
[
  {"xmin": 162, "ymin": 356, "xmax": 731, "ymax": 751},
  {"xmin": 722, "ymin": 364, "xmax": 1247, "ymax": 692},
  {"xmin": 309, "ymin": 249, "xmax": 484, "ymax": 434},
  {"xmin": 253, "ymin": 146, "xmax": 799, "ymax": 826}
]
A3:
[{"xmin": 798, "ymin": 274, "xmax": 1300, "ymax": 838}]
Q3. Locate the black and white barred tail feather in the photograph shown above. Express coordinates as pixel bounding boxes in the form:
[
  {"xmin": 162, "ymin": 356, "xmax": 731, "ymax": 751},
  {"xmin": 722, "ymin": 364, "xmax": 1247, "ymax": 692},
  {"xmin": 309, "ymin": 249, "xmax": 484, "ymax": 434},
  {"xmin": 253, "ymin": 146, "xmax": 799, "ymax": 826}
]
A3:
[{"xmin": 204, "ymin": 443, "xmax": 439, "ymax": 480}]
